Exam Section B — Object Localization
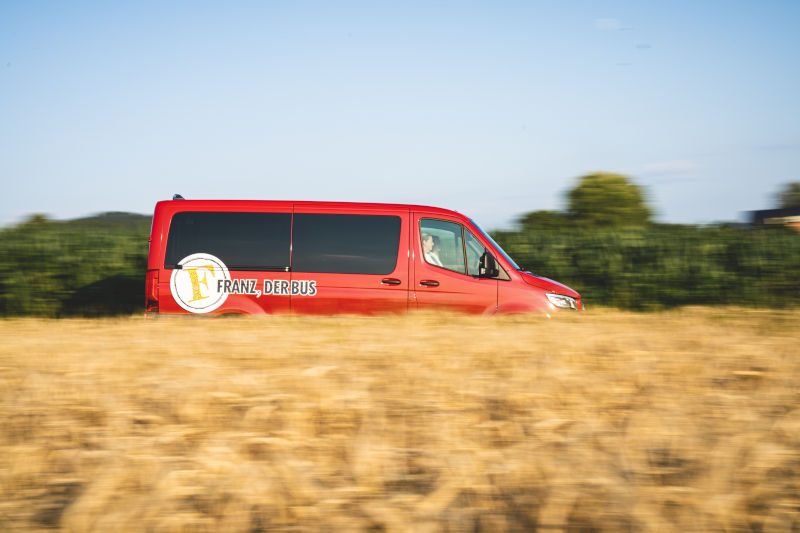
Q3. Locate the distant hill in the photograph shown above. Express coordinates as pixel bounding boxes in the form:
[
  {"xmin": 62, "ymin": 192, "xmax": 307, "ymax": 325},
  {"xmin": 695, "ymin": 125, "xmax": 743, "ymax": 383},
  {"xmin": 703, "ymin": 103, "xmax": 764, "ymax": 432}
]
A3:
[
  {"xmin": 7, "ymin": 212, "xmax": 152, "ymax": 232},
  {"xmin": 62, "ymin": 212, "xmax": 152, "ymax": 230}
]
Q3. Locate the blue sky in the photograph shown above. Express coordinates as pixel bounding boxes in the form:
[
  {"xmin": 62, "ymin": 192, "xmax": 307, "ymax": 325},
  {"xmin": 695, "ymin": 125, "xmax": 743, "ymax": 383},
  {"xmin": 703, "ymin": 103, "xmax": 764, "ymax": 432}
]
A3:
[{"xmin": 1, "ymin": 1, "xmax": 799, "ymax": 230}]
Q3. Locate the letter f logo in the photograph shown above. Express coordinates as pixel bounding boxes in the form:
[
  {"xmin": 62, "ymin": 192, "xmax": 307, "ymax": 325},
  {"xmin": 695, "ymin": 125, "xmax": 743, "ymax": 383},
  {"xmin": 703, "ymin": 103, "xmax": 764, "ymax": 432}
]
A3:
[
  {"xmin": 170, "ymin": 253, "xmax": 231, "ymax": 314},
  {"xmin": 185, "ymin": 264, "xmax": 215, "ymax": 302}
]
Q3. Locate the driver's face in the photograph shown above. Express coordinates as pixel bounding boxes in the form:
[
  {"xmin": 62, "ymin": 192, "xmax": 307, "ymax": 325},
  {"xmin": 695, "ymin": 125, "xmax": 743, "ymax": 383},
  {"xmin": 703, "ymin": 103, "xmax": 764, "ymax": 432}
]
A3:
[{"xmin": 422, "ymin": 235, "xmax": 434, "ymax": 253}]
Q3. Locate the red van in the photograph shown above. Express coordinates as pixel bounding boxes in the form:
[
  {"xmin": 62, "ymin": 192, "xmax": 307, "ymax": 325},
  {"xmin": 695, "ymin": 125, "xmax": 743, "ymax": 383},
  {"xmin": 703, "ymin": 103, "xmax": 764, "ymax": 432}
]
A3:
[{"xmin": 145, "ymin": 197, "xmax": 582, "ymax": 316}]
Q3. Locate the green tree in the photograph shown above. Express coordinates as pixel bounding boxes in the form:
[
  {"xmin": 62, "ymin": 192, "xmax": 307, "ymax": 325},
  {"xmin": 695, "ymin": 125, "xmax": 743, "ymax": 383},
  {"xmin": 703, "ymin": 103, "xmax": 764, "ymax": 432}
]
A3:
[
  {"xmin": 517, "ymin": 210, "xmax": 570, "ymax": 231},
  {"xmin": 568, "ymin": 172, "xmax": 651, "ymax": 227},
  {"xmin": 777, "ymin": 182, "xmax": 800, "ymax": 208}
]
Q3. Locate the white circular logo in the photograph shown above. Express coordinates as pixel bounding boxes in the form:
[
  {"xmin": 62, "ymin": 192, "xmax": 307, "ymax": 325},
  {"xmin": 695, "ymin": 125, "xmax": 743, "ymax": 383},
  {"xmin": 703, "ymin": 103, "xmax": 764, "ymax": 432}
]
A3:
[{"xmin": 170, "ymin": 253, "xmax": 231, "ymax": 314}]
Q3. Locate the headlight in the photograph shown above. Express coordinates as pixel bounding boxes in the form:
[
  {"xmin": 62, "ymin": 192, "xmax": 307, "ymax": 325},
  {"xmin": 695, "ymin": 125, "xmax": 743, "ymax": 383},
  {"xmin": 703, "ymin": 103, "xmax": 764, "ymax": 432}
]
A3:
[{"xmin": 546, "ymin": 293, "xmax": 578, "ymax": 310}]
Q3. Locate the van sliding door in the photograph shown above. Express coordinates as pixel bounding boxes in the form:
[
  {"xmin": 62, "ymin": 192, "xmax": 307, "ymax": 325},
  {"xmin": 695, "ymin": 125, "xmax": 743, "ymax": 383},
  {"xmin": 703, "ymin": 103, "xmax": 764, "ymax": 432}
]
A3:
[{"xmin": 289, "ymin": 209, "xmax": 410, "ymax": 315}]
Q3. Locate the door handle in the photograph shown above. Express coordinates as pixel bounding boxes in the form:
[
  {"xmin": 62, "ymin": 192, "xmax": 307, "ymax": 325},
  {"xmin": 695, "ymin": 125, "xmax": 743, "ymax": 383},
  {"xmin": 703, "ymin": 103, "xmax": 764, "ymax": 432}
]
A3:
[
  {"xmin": 419, "ymin": 280, "xmax": 439, "ymax": 287},
  {"xmin": 381, "ymin": 278, "xmax": 402, "ymax": 285}
]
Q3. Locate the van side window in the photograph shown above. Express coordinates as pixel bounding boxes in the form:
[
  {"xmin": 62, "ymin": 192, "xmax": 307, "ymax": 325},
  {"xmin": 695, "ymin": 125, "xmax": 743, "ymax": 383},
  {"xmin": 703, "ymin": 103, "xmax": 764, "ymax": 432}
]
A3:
[
  {"xmin": 292, "ymin": 214, "xmax": 401, "ymax": 275},
  {"xmin": 464, "ymin": 230, "xmax": 486, "ymax": 276},
  {"xmin": 164, "ymin": 212, "xmax": 291, "ymax": 270},
  {"xmin": 464, "ymin": 229, "xmax": 509, "ymax": 279},
  {"xmin": 420, "ymin": 219, "xmax": 466, "ymax": 274}
]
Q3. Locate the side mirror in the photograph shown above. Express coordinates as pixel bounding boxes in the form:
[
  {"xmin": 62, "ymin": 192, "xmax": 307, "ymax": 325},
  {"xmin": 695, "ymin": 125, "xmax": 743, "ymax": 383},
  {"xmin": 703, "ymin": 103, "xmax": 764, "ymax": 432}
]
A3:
[{"xmin": 479, "ymin": 252, "xmax": 499, "ymax": 278}]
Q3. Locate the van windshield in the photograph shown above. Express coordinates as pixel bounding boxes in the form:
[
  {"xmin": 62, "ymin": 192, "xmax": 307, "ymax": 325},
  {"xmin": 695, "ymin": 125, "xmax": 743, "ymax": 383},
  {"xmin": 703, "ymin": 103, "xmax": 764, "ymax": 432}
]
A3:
[{"xmin": 468, "ymin": 218, "xmax": 521, "ymax": 271}]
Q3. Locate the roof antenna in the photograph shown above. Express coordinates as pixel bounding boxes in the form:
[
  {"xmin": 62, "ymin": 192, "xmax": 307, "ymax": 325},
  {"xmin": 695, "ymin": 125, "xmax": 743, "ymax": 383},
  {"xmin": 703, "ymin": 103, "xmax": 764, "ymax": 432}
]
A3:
[{"xmin": 172, "ymin": 194, "xmax": 185, "ymax": 200}]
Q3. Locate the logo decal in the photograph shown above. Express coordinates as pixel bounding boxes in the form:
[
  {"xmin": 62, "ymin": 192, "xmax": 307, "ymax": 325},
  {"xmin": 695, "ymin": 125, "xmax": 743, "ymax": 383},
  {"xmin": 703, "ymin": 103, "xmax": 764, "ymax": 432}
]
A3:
[
  {"xmin": 170, "ymin": 253, "xmax": 231, "ymax": 314},
  {"xmin": 170, "ymin": 253, "xmax": 319, "ymax": 314}
]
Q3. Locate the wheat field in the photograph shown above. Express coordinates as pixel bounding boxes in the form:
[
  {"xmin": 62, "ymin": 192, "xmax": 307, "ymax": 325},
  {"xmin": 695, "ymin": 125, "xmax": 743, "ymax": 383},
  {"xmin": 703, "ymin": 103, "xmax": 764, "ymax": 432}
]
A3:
[{"xmin": 1, "ymin": 309, "xmax": 799, "ymax": 532}]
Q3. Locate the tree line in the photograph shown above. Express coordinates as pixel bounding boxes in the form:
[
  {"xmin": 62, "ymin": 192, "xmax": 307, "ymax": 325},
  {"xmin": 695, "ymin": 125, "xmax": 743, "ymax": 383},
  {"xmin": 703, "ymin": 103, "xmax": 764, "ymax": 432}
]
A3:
[
  {"xmin": 493, "ymin": 174, "xmax": 800, "ymax": 309},
  {"xmin": 0, "ymin": 177, "xmax": 798, "ymax": 316},
  {"xmin": 493, "ymin": 224, "xmax": 800, "ymax": 310},
  {"xmin": 0, "ymin": 213, "xmax": 150, "ymax": 317}
]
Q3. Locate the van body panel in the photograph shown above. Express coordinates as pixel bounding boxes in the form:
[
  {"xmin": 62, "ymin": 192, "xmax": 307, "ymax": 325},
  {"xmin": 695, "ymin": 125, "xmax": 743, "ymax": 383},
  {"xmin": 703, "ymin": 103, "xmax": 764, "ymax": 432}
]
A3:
[
  {"xmin": 414, "ymin": 265, "xmax": 499, "ymax": 314},
  {"xmin": 147, "ymin": 201, "xmax": 169, "ymax": 270},
  {"xmin": 497, "ymin": 274, "xmax": 551, "ymax": 314},
  {"xmin": 146, "ymin": 199, "xmax": 582, "ymax": 316},
  {"xmin": 519, "ymin": 272, "xmax": 581, "ymax": 298}
]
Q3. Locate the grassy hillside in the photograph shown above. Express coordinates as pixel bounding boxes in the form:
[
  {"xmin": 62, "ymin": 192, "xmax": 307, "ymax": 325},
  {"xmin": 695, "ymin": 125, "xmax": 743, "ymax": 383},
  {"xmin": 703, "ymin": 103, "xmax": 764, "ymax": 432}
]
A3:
[{"xmin": 1, "ymin": 310, "xmax": 798, "ymax": 531}]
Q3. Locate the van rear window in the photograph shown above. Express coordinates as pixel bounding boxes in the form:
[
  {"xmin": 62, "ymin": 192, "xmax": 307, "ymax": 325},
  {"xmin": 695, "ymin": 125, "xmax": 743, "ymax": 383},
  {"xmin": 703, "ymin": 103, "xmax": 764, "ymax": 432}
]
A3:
[
  {"xmin": 292, "ymin": 214, "xmax": 401, "ymax": 275},
  {"xmin": 164, "ymin": 212, "xmax": 291, "ymax": 270}
]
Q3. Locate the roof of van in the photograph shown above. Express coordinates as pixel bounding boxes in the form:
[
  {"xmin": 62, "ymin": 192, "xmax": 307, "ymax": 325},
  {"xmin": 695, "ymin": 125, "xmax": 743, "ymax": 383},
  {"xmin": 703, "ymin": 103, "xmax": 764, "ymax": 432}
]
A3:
[{"xmin": 157, "ymin": 199, "xmax": 465, "ymax": 218}]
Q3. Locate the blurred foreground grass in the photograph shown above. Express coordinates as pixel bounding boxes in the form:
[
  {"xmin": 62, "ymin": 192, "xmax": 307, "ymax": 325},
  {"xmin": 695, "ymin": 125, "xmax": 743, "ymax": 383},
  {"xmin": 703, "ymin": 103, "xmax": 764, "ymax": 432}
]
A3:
[{"xmin": 1, "ymin": 309, "xmax": 799, "ymax": 532}]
